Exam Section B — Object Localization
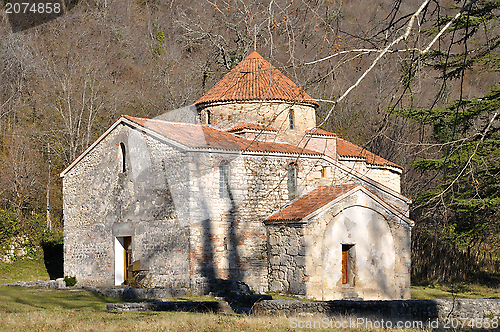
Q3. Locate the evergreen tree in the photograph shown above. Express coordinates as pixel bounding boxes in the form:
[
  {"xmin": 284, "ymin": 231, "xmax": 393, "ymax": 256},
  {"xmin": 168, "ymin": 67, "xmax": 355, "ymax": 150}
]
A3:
[{"xmin": 396, "ymin": 0, "xmax": 500, "ymax": 281}]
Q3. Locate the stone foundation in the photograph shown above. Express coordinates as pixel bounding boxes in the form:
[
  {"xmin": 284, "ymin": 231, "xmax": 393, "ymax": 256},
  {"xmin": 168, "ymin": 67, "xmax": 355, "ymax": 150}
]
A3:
[{"xmin": 253, "ymin": 299, "xmax": 500, "ymax": 320}]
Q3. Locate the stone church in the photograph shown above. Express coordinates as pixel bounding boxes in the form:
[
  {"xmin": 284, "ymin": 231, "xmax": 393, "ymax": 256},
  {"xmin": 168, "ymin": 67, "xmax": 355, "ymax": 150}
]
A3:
[{"xmin": 61, "ymin": 51, "xmax": 413, "ymax": 300}]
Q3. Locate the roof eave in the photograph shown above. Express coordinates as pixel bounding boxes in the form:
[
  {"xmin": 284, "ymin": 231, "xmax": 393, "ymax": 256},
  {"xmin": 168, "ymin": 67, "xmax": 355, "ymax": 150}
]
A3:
[
  {"xmin": 265, "ymin": 185, "xmax": 414, "ymax": 227},
  {"xmin": 195, "ymin": 99, "xmax": 319, "ymax": 109},
  {"xmin": 60, "ymin": 116, "xmax": 193, "ymax": 178}
]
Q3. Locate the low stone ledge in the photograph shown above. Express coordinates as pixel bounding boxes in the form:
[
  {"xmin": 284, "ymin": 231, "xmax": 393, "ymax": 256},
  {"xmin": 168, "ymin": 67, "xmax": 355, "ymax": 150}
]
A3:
[
  {"xmin": 98, "ymin": 287, "xmax": 187, "ymax": 299},
  {"xmin": 3, "ymin": 282, "xmax": 187, "ymax": 301},
  {"xmin": 252, "ymin": 299, "xmax": 500, "ymax": 320},
  {"xmin": 106, "ymin": 301, "xmax": 233, "ymax": 313},
  {"xmin": 3, "ymin": 279, "xmax": 66, "ymax": 289}
]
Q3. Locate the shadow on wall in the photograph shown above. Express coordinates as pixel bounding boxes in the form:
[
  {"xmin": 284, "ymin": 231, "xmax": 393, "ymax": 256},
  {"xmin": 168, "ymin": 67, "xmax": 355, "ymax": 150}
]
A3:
[
  {"xmin": 42, "ymin": 243, "xmax": 64, "ymax": 280},
  {"xmin": 227, "ymin": 187, "xmax": 241, "ymax": 281},
  {"xmin": 197, "ymin": 186, "xmax": 242, "ymax": 287},
  {"xmin": 195, "ymin": 159, "xmax": 253, "ymax": 309}
]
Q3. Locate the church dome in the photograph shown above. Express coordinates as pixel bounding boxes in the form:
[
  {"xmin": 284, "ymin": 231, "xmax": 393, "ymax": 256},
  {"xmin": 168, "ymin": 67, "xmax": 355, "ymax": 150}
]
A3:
[{"xmin": 195, "ymin": 51, "xmax": 319, "ymax": 108}]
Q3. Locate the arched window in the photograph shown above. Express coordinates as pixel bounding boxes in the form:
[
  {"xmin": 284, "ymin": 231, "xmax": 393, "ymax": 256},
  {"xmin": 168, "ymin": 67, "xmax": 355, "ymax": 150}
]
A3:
[
  {"xmin": 288, "ymin": 109, "xmax": 295, "ymax": 130},
  {"xmin": 120, "ymin": 142, "xmax": 127, "ymax": 173},
  {"xmin": 287, "ymin": 163, "xmax": 297, "ymax": 199},
  {"xmin": 219, "ymin": 162, "xmax": 230, "ymax": 198}
]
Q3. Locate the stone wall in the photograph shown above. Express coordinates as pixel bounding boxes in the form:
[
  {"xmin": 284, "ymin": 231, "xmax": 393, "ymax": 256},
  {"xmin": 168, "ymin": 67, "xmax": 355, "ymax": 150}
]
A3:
[
  {"xmin": 340, "ymin": 160, "xmax": 402, "ymax": 193},
  {"xmin": 267, "ymin": 225, "xmax": 307, "ymax": 295},
  {"xmin": 0, "ymin": 236, "xmax": 32, "ymax": 262},
  {"xmin": 253, "ymin": 299, "xmax": 500, "ymax": 321},
  {"xmin": 63, "ymin": 117, "xmax": 411, "ymax": 298},
  {"xmin": 186, "ymin": 152, "xmax": 321, "ymax": 293},
  {"xmin": 107, "ymin": 301, "xmax": 233, "ymax": 313},
  {"xmin": 266, "ymin": 188, "xmax": 411, "ymax": 301},
  {"xmin": 63, "ymin": 123, "xmax": 190, "ymax": 287},
  {"xmin": 198, "ymin": 102, "xmax": 317, "ymax": 145},
  {"xmin": 306, "ymin": 190, "xmax": 411, "ymax": 300}
]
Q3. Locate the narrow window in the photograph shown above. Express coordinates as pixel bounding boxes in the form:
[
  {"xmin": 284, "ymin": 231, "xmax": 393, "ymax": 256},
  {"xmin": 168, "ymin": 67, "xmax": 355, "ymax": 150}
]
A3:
[
  {"xmin": 219, "ymin": 162, "xmax": 230, "ymax": 198},
  {"xmin": 120, "ymin": 142, "xmax": 126, "ymax": 173},
  {"xmin": 287, "ymin": 163, "xmax": 297, "ymax": 199},
  {"xmin": 289, "ymin": 109, "xmax": 295, "ymax": 130},
  {"xmin": 206, "ymin": 110, "xmax": 211, "ymax": 124},
  {"xmin": 342, "ymin": 244, "xmax": 355, "ymax": 285},
  {"xmin": 320, "ymin": 166, "xmax": 326, "ymax": 178}
]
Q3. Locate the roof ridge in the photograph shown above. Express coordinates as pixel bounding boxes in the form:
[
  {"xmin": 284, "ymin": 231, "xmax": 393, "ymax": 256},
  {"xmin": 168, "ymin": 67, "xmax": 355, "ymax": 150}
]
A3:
[
  {"xmin": 305, "ymin": 128, "xmax": 338, "ymax": 136},
  {"xmin": 123, "ymin": 114, "xmax": 202, "ymax": 127},
  {"xmin": 227, "ymin": 123, "xmax": 279, "ymax": 132}
]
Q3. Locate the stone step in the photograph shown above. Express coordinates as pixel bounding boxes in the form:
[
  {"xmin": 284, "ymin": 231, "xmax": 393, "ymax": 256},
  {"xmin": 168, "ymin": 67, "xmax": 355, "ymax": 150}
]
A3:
[{"xmin": 342, "ymin": 291, "xmax": 360, "ymax": 299}]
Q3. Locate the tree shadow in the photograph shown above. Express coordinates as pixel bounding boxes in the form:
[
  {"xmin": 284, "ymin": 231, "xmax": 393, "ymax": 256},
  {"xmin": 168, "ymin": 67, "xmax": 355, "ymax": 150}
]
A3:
[{"xmin": 227, "ymin": 187, "xmax": 241, "ymax": 281}]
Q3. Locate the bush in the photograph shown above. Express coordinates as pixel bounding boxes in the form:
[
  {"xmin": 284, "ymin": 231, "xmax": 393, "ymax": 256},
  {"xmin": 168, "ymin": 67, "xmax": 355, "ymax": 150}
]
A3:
[
  {"xmin": 0, "ymin": 209, "xmax": 19, "ymax": 254},
  {"xmin": 0, "ymin": 210, "xmax": 63, "ymax": 259},
  {"xmin": 40, "ymin": 229, "xmax": 63, "ymax": 247},
  {"xmin": 64, "ymin": 276, "xmax": 77, "ymax": 287}
]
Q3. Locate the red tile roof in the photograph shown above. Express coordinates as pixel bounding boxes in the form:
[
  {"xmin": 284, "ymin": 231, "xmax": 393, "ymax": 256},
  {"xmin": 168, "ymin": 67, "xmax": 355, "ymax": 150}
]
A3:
[
  {"xmin": 265, "ymin": 184, "xmax": 358, "ymax": 222},
  {"xmin": 305, "ymin": 128, "xmax": 338, "ymax": 137},
  {"xmin": 195, "ymin": 51, "xmax": 319, "ymax": 108},
  {"xmin": 304, "ymin": 128, "xmax": 401, "ymax": 169},
  {"xmin": 123, "ymin": 115, "xmax": 320, "ymax": 155},
  {"xmin": 336, "ymin": 138, "xmax": 401, "ymax": 169},
  {"xmin": 227, "ymin": 123, "xmax": 278, "ymax": 133}
]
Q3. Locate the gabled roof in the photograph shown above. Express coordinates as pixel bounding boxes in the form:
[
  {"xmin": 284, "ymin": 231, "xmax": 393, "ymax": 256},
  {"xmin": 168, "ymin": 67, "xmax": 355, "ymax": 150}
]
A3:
[
  {"xmin": 60, "ymin": 115, "xmax": 322, "ymax": 177},
  {"xmin": 265, "ymin": 184, "xmax": 357, "ymax": 222},
  {"xmin": 195, "ymin": 51, "xmax": 319, "ymax": 108},
  {"xmin": 304, "ymin": 128, "xmax": 401, "ymax": 169},
  {"xmin": 336, "ymin": 137, "xmax": 400, "ymax": 169},
  {"xmin": 123, "ymin": 115, "xmax": 318, "ymax": 155},
  {"xmin": 59, "ymin": 114, "xmax": 410, "ymax": 205},
  {"xmin": 265, "ymin": 184, "xmax": 413, "ymax": 226}
]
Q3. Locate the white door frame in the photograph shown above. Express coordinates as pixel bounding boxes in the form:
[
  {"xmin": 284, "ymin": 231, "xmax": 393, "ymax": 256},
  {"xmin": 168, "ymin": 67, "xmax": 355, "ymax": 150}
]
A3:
[{"xmin": 114, "ymin": 237, "xmax": 126, "ymax": 285}]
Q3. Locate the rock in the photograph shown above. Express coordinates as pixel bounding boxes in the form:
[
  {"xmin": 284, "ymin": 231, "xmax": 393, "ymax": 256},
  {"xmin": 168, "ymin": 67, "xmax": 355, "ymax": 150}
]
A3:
[
  {"xmin": 270, "ymin": 280, "xmax": 283, "ymax": 292},
  {"xmin": 55, "ymin": 278, "xmax": 66, "ymax": 289}
]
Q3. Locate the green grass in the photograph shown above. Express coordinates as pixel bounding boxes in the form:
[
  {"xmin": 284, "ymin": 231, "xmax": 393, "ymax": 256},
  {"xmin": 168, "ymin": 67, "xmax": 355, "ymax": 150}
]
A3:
[
  {"xmin": 0, "ymin": 258, "xmax": 496, "ymax": 330},
  {"xmin": 0, "ymin": 287, "xmax": 434, "ymax": 332},
  {"xmin": 0, "ymin": 256, "xmax": 50, "ymax": 284},
  {"xmin": 0, "ymin": 287, "xmax": 120, "ymax": 313}
]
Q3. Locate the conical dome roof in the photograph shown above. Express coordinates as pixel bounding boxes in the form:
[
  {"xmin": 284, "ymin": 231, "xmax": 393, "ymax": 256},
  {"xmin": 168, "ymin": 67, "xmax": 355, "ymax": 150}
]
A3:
[{"xmin": 195, "ymin": 51, "xmax": 319, "ymax": 108}]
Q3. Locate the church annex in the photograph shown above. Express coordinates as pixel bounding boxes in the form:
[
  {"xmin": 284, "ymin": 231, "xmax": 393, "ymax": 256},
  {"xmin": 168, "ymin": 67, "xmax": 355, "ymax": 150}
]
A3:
[{"xmin": 60, "ymin": 51, "xmax": 413, "ymax": 300}]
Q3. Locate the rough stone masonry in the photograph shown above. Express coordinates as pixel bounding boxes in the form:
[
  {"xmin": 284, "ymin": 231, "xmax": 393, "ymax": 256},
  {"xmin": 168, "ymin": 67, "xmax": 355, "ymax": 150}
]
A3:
[{"xmin": 61, "ymin": 51, "xmax": 412, "ymax": 300}]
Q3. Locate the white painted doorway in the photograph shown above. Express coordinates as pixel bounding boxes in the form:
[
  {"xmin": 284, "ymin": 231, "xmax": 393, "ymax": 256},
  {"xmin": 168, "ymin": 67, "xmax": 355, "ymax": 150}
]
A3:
[{"xmin": 114, "ymin": 237, "xmax": 131, "ymax": 285}]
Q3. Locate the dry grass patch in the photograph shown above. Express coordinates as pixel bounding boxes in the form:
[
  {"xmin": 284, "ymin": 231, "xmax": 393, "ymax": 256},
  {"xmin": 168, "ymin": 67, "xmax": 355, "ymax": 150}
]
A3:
[
  {"xmin": 0, "ymin": 310, "xmax": 439, "ymax": 332},
  {"xmin": 0, "ymin": 287, "xmax": 444, "ymax": 331}
]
